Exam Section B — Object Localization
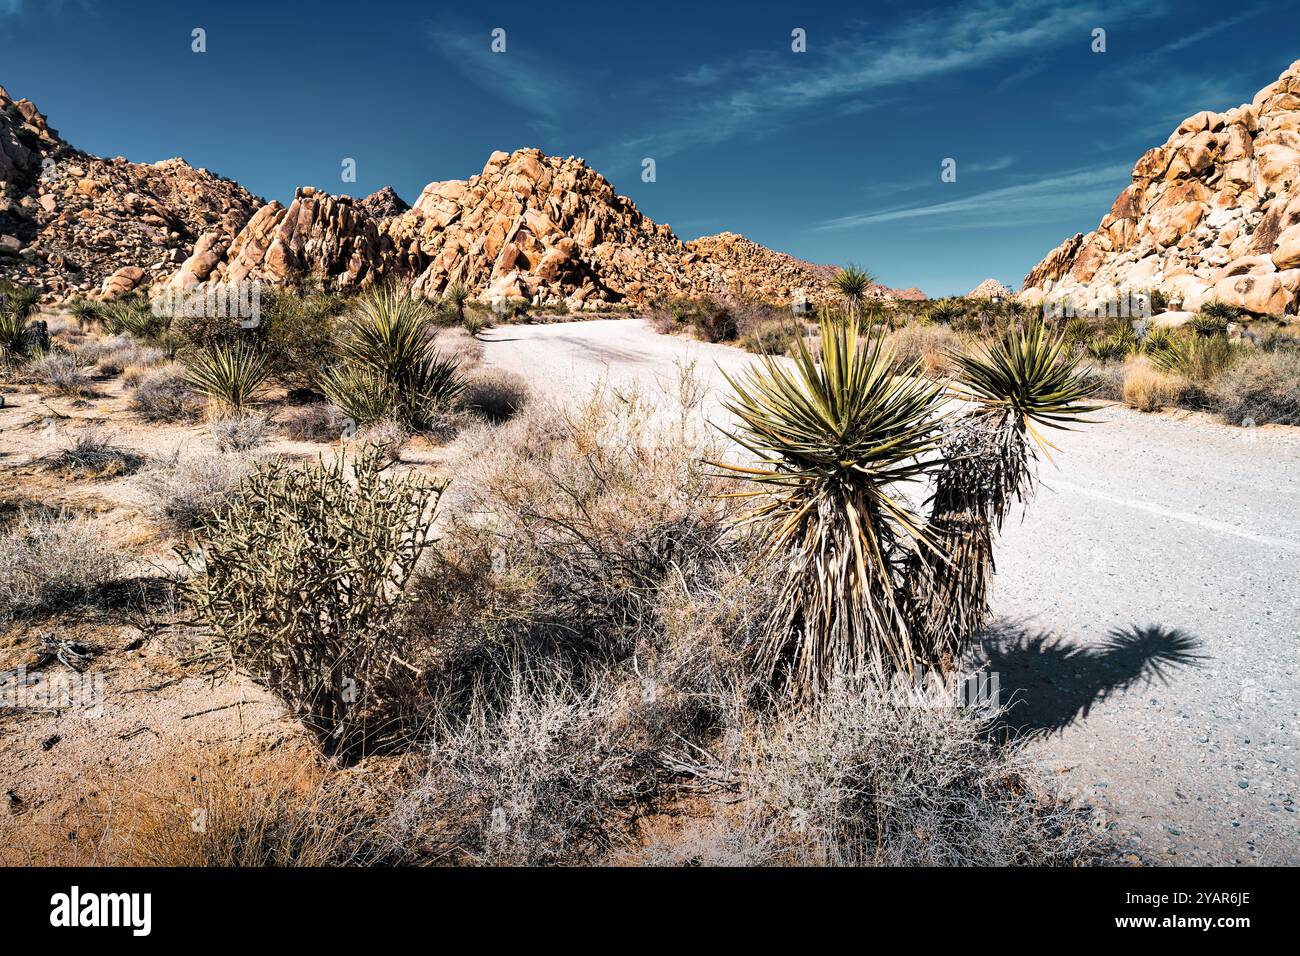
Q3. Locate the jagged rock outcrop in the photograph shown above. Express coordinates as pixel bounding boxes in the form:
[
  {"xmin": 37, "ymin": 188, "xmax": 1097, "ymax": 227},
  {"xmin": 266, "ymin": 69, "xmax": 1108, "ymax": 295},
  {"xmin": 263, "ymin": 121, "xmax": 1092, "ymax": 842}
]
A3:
[
  {"xmin": 967, "ymin": 278, "xmax": 1013, "ymax": 299},
  {"xmin": 0, "ymin": 84, "xmax": 262, "ymax": 298},
  {"xmin": 358, "ymin": 186, "xmax": 409, "ymax": 220},
  {"xmin": 166, "ymin": 147, "xmax": 922, "ymax": 308},
  {"xmin": 1021, "ymin": 59, "xmax": 1300, "ymax": 316}
]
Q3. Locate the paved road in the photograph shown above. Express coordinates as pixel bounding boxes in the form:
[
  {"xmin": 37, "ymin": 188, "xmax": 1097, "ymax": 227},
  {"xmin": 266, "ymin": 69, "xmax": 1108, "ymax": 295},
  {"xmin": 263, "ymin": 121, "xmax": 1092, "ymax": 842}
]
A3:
[{"xmin": 481, "ymin": 318, "xmax": 1300, "ymax": 864}]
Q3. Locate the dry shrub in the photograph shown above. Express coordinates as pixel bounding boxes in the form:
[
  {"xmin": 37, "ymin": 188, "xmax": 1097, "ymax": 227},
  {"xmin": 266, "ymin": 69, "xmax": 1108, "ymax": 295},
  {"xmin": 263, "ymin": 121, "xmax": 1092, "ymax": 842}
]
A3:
[
  {"xmin": 207, "ymin": 411, "xmax": 271, "ymax": 452},
  {"xmin": 733, "ymin": 685, "xmax": 1104, "ymax": 865},
  {"xmin": 131, "ymin": 363, "xmax": 203, "ymax": 422},
  {"xmin": 140, "ymin": 449, "xmax": 254, "ymax": 531},
  {"xmin": 1122, "ymin": 360, "xmax": 1185, "ymax": 412},
  {"xmin": 281, "ymin": 403, "xmax": 352, "ymax": 441},
  {"xmin": 26, "ymin": 351, "xmax": 92, "ymax": 395},
  {"xmin": 460, "ymin": 367, "xmax": 529, "ymax": 423},
  {"xmin": 0, "ymin": 511, "xmax": 123, "ymax": 621},
  {"xmin": 46, "ymin": 426, "xmax": 142, "ymax": 478},
  {"xmin": 887, "ymin": 323, "xmax": 963, "ymax": 377},
  {"xmin": 1, "ymin": 745, "xmax": 398, "ymax": 866},
  {"xmin": 433, "ymin": 326, "xmax": 483, "ymax": 371},
  {"xmin": 77, "ymin": 334, "xmax": 165, "ymax": 376},
  {"xmin": 1207, "ymin": 348, "xmax": 1300, "ymax": 425}
]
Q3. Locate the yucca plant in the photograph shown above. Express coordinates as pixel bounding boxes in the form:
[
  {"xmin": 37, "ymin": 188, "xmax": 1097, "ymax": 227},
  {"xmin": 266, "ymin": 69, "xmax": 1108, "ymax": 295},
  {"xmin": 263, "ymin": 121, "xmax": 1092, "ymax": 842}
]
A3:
[
  {"xmin": 832, "ymin": 264, "xmax": 874, "ymax": 320},
  {"xmin": 1149, "ymin": 332, "xmax": 1239, "ymax": 382},
  {"xmin": 1, "ymin": 284, "xmax": 40, "ymax": 354},
  {"xmin": 913, "ymin": 319, "xmax": 1096, "ymax": 657},
  {"xmin": 183, "ymin": 341, "xmax": 271, "ymax": 410},
  {"xmin": 323, "ymin": 287, "xmax": 463, "ymax": 429},
  {"xmin": 716, "ymin": 311, "xmax": 948, "ymax": 699},
  {"xmin": 444, "ymin": 283, "xmax": 469, "ymax": 326},
  {"xmin": 66, "ymin": 298, "xmax": 103, "ymax": 331},
  {"xmin": 926, "ymin": 297, "xmax": 966, "ymax": 325}
]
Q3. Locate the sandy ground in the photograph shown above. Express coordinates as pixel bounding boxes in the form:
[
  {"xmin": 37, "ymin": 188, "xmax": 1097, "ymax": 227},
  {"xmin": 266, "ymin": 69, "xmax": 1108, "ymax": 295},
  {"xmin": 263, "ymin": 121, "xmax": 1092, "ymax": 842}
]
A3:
[{"xmin": 479, "ymin": 317, "xmax": 1300, "ymax": 865}]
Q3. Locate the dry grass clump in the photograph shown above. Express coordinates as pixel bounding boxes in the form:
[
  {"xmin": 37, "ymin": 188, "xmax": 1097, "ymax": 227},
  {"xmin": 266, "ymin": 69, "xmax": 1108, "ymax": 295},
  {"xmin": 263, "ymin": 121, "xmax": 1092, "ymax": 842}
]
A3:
[
  {"xmin": 0, "ymin": 511, "xmax": 124, "ymax": 621},
  {"xmin": 352, "ymin": 416, "xmax": 409, "ymax": 462},
  {"xmin": 130, "ymin": 363, "xmax": 203, "ymax": 421},
  {"xmin": 1121, "ymin": 360, "xmax": 1186, "ymax": 412},
  {"xmin": 46, "ymin": 426, "xmax": 143, "ymax": 478},
  {"xmin": 1, "ymin": 745, "xmax": 399, "ymax": 866},
  {"xmin": 433, "ymin": 325, "xmax": 484, "ymax": 371},
  {"xmin": 140, "ymin": 449, "xmax": 254, "ymax": 531},
  {"xmin": 77, "ymin": 334, "xmax": 166, "ymax": 376},
  {"xmin": 460, "ymin": 367, "xmax": 529, "ymax": 423},
  {"xmin": 886, "ymin": 322, "xmax": 963, "ymax": 377}
]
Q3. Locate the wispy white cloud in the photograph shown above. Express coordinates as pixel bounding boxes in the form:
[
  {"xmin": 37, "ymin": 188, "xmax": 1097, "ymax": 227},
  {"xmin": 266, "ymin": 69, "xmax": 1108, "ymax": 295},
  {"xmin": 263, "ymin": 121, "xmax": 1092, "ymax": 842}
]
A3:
[
  {"xmin": 817, "ymin": 163, "xmax": 1131, "ymax": 230},
  {"xmin": 1149, "ymin": 10, "xmax": 1266, "ymax": 56},
  {"xmin": 605, "ymin": 0, "xmax": 1170, "ymax": 162},
  {"xmin": 425, "ymin": 23, "xmax": 576, "ymax": 126},
  {"xmin": 966, "ymin": 155, "xmax": 1016, "ymax": 174}
]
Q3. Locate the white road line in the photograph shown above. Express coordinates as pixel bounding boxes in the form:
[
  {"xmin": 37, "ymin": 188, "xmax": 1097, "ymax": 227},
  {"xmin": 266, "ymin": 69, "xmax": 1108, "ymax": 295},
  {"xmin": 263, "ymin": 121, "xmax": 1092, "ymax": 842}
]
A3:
[{"xmin": 1049, "ymin": 478, "xmax": 1300, "ymax": 553}]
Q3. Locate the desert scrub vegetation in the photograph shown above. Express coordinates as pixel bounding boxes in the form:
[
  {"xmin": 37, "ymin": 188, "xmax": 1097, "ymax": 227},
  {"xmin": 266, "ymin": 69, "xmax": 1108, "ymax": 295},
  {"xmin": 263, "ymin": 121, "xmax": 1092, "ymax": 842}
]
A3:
[
  {"xmin": 182, "ymin": 448, "xmax": 443, "ymax": 755},
  {"xmin": 208, "ymin": 411, "xmax": 272, "ymax": 452},
  {"xmin": 1121, "ymin": 360, "xmax": 1185, "ymax": 412},
  {"xmin": 321, "ymin": 287, "xmax": 464, "ymax": 430},
  {"xmin": 140, "ymin": 450, "xmax": 255, "ymax": 531},
  {"xmin": 46, "ymin": 426, "xmax": 143, "ymax": 479},
  {"xmin": 25, "ymin": 351, "xmax": 93, "ymax": 395},
  {"xmin": 130, "ymin": 363, "xmax": 203, "ymax": 421},
  {"xmin": 1206, "ymin": 348, "xmax": 1300, "ymax": 425},
  {"xmin": 0, "ymin": 511, "xmax": 124, "ymax": 622},
  {"xmin": 459, "ymin": 367, "xmax": 529, "ymax": 423}
]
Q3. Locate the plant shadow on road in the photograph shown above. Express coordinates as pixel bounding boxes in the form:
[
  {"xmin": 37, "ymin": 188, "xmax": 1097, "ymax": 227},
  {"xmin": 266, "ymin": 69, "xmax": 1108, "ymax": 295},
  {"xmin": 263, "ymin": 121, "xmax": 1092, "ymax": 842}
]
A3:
[{"xmin": 975, "ymin": 622, "xmax": 1206, "ymax": 738}]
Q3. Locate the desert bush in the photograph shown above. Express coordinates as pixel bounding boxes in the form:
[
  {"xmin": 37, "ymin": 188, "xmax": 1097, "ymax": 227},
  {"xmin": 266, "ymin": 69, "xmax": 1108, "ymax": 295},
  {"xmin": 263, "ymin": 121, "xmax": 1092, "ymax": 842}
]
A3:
[
  {"xmin": 100, "ymin": 298, "xmax": 171, "ymax": 345},
  {"xmin": 0, "ymin": 287, "xmax": 42, "ymax": 361},
  {"xmin": 460, "ymin": 368, "xmax": 529, "ymax": 423},
  {"xmin": 1198, "ymin": 299, "xmax": 1241, "ymax": 322},
  {"xmin": 140, "ymin": 450, "xmax": 254, "ymax": 531},
  {"xmin": 321, "ymin": 288, "xmax": 464, "ymax": 430},
  {"xmin": 130, "ymin": 364, "xmax": 204, "ymax": 421},
  {"xmin": 183, "ymin": 341, "xmax": 271, "ymax": 410},
  {"xmin": 462, "ymin": 312, "xmax": 490, "ymax": 338},
  {"xmin": 396, "ymin": 664, "xmax": 649, "ymax": 865},
  {"xmin": 886, "ymin": 323, "xmax": 962, "ymax": 377},
  {"xmin": 0, "ymin": 512, "xmax": 124, "ymax": 621},
  {"xmin": 25, "ymin": 352, "xmax": 92, "ymax": 395},
  {"xmin": 65, "ymin": 298, "xmax": 102, "ymax": 330},
  {"xmin": 281, "ymin": 403, "xmax": 354, "ymax": 442},
  {"xmin": 732, "ymin": 684, "xmax": 1104, "ymax": 865},
  {"xmin": 256, "ymin": 288, "xmax": 343, "ymax": 389},
  {"xmin": 432, "ymin": 326, "xmax": 483, "ymax": 370},
  {"xmin": 77, "ymin": 334, "xmax": 165, "ymax": 376},
  {"xmin": 48, "ymin": 427, "xmax": 142, "ymax": 478},
  {"xmin": 739, "ymin": 318, "xmax": 802, "ymax": 355},
  {"xmin": 1206, "ymin": 349, "xmax": 1300, "ymax": 425},
  {"xmin": 182, "ymin": 449, "xmax": 443, "ymax": 754},
  {"xmin": 353, "ymin": 417, "xmax": 409, "ymax": 463},
  {"xmin": 208, "ymin": 411, "xmax": 272, "ymax": 453},
  {"xmin": 1085, "ymin": 327, "xmax": 1137, "ymax": 362},
  {"xmin": 1121, "ymin": 361, "xmax": 1185, "ymax": 412}
]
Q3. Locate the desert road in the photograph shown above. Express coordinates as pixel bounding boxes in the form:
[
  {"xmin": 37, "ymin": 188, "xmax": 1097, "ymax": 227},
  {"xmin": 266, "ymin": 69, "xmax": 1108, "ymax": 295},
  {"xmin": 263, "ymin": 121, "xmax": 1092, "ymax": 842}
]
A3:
[{"xmin": 480, "ymin": 318, "xmax": 1300, "ymax": 864}]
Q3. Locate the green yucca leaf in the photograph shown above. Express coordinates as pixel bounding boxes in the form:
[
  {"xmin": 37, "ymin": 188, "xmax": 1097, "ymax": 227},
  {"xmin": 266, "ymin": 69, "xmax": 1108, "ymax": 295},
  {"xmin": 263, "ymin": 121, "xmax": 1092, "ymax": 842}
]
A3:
[
  {"xmin": 183, "ymin": 341, "xmax": 270, "ymax": 409},
  {"xmin": 953, "ymin": 317, "xmax": 1097, "ymax": 447}
]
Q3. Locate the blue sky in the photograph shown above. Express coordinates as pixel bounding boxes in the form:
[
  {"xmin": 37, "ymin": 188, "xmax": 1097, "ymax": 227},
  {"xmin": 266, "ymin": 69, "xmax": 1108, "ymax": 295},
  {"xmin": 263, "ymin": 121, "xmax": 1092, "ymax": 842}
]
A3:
[{"xmin": 1, "ymin": 0, "xmax": 1296, "ymax": 294}]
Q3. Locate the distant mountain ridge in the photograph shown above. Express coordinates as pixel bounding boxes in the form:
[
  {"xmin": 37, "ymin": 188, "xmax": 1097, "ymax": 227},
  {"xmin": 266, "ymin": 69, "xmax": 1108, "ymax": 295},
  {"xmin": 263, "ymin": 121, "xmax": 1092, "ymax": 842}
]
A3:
[{"xmin": 1, "ymin": 85, "xmax": 926, "ymax": 307}]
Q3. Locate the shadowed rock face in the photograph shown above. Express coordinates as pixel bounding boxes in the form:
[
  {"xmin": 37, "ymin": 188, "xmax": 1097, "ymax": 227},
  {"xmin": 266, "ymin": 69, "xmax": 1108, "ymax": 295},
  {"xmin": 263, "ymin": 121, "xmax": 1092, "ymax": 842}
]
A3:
[
  {"xmin": 0, "ymin": 84, "xmax": 263, "ymax": 299},
  {"xmin": 1021, "ymin": 58, "xmax": 1300, "ymax": 317}
]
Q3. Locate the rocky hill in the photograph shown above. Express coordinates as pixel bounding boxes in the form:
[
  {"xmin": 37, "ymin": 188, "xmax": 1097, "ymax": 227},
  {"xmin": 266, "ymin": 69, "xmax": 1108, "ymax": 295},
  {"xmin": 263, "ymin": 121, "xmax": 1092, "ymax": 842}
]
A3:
[
  {"xmin": 967, "ymin": 278, "xmax": 1013, "ymax": 299},
  {"xmin": 0, "ymin": 84, "xmax": 262, "ymax": 298},
  {"xmin": 1021, "ymin": 59, "xmax": 1300, "ymax": 316},
  {"xmin": 3, "ymin": 83, "xmax": 925, "ymax": 308}
]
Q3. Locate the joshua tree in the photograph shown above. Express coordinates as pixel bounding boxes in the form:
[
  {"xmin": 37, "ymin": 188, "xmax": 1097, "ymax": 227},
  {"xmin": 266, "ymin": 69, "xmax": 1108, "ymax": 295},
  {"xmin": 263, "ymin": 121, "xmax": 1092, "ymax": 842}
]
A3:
[
  {"xmin": 832, "ymin": 264, "xmax": 874, "ymax": 321},
  {"xmin": 910, "ymin": 318, "xmax": 1096, "ymax": 663},
  {"xmin": 716, "ymin": 310, "xmax": 948, "ymax": 699}
]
